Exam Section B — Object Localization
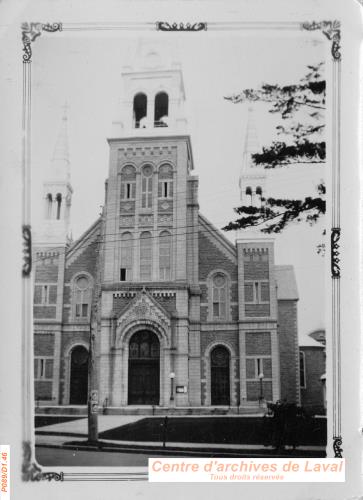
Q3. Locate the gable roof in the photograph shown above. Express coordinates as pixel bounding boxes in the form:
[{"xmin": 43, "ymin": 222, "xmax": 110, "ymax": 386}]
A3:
[
  {"xmin": 66, "ymin": 217, "xmax": 101, "ymax": 267},
  {"xmin": 299, "ymin": 335, "xmax": 324, "ymax": 348},
  {"xmin": 275, "ymin": 265, "xmax": 299, "ymax": 300},
  {"xmin": 198, "ymin": 213, "xmax": 237, "ymax": 263}
]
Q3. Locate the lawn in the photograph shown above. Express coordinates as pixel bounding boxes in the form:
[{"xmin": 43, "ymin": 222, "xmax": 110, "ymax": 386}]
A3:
[
  {"xmin": 35, "ymin": 416, "xmax": 84, "ymax": 428},
  {"xmin": 99, "ymin": 416, "xmax": 326, "ymax": 446}
]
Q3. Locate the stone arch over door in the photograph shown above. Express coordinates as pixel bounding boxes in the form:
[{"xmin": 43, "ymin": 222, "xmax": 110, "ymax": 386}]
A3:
[
  {"xmin": 113, "ymin": 319, "xmax": 171, "ymax": 407},
  {"xmin": 203, "ymin": 341, "xmax": 237, "ymax": 407}
]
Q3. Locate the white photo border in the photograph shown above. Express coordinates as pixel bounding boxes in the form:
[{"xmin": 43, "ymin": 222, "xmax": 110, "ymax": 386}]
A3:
[{"xmin": 20, "ymin": 19, "xmax": 341, "ymax": 481}]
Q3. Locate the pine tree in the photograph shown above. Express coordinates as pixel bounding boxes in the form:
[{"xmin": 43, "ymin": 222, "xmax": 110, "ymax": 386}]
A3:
[{"xmin": 223, "ymin": 63, "xmax": 326, "ymax": 236}]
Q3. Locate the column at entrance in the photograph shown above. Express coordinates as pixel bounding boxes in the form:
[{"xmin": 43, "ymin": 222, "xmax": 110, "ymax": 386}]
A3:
[
  {"xmin": 111, "ymin": 348, "xmax": 123, "ymax": 406},
  {"xmin": 173, "ymin": 319, "xmax": 189, "ymax": 406}
]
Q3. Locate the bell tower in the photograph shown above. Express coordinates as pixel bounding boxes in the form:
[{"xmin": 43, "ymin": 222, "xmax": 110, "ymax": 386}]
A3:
[
  {"xmin": 35, "ymin": 105, "xmax": 73, "ymax": 247},
  {"xmin": 111, "ymin": 39, "xmax": 187, "ymax": 138},
  {"xmin": 239, "ymin": 106, "xmax": 266, "ymax": 208}
]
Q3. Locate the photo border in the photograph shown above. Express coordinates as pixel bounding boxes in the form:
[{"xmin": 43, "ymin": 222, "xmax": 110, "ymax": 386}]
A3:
[{"xmin": 20, "ymin": 19, "xmax": 342, "ymax": 481}]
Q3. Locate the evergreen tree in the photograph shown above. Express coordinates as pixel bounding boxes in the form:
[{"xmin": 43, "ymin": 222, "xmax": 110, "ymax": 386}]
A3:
[{"xmin": 223, "ymin": 63, "xmax": 326, "ymax": 236}]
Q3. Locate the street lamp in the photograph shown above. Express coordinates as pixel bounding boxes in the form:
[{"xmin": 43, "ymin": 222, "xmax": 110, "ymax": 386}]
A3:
[
  {"xmin": 258, "ymin": 372, "xmax": 264, "ymax": 406},
  {"xmin": 169, "ymin": 372, "xmax": 175, "ymax": 402}
]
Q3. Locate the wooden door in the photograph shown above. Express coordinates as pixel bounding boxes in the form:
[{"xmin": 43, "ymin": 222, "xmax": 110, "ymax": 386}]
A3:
[{"xmin": 128, "ymin": 331, "xmax": 160, "ymax": 405}]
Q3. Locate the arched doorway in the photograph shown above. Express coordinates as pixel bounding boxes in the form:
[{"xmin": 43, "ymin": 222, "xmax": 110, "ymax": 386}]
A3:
[
  {"xmin": 128, "ymin": 330, "xmax": 160, "ymax": 405},
  {"xmin": 69, "ymin": 345, "xmax": 89, "ymax": 405},
  {"xmin": 211, "ymin": 346, "xmax": 230, "ymax": 406}
]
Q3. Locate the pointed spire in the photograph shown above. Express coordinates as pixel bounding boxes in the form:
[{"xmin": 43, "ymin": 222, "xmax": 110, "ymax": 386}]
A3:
[
  {"xmin": 239, "ymin": 105, "xmax": 266, "ymax": 206},
  {"xmin": 50, "ymin": 103, "xmax": 70, "ymax": 182},
  {"xmin": 242, "ymin": 106, "xmax": 260, "ymax": 171}
]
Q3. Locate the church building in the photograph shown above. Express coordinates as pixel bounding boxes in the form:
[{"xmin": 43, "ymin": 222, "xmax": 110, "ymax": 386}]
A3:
[{"xmin": 33, "ymin": 42, "xmax": 300, "ymax": 413}]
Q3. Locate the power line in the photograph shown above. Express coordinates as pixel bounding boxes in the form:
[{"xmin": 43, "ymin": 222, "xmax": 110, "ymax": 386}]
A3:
[{"xmin": 32, "ymin": 209, "xmax": 303, "ymax": 267}]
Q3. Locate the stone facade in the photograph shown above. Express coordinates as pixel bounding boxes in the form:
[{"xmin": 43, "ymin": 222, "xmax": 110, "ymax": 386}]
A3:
[{"xmin": 33, "ymin": 42, "xmax": 300, "ymax": 412}]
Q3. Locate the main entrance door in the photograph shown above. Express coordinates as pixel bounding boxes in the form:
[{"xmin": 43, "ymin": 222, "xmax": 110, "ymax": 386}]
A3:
[
  {"xmin": 128, "ymin": 330, "xmax": 160, "ymax": 405},
  {"xmin": 69, "ymin": 345, "xmax": 89, "ymax": 405},
  {"xmin": 211, "ymin": 346, "xmax": 230, "ymax": 405}
]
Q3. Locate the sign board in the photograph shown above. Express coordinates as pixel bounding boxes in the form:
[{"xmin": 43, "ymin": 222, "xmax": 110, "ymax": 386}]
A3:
[{"xmin": 176, "ymin": 386, "xmax": 187, "ymax": 393}]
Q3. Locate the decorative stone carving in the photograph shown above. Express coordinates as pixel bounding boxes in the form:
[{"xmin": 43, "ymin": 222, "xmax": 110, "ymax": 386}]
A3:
[{"xmin": 116, "ymin": 290, "xmax": 171, "ymax": 346}]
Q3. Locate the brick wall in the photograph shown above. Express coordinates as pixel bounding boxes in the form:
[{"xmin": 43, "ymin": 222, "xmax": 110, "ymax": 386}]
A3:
[
  {"xmin": 300, "ymin": 347, "xmax": 325, "ymax": 413},
  {"xmin": 245, "ymin": 332, "xmax": 271, "ymax": 355},
  {"xmin": 243, "ymin": 251, "xmax": 269, "ymax": 280},
  {"xmin": 34, "ymin": 333, "xmax": 54, "ymax": 356},
  {"xmin": 278, "ymin": 300, "xmax": 299, "ymax": 403},
  {"xmin": 65, "ymin": 242, "xmax": 99, "ymax": 282},
  {"xmin": 63, "ymin": 286, "xmax": 71, "ymax": 304},
  {"xmin": 33, "ymin": 306, "xmax": 56, "ymax": 319},
  {"xmin": 245, "ymin": 304, "xmax": 270, "ymax": 317},
  {"xmin": 246, "ymin": 381, "xmax": 272, "ymax": 401},
  {"xmin": 34, "ymin": 381, "xmax": 52, "ymax": 400},
  {"xmin": 35, "ymin": 255, "xmax": 59, "ymax": 282},
  {"xmin": 113, "ymin": 296, "xmax": 136, "ymax": 315},
  {"xmin": 152, "ymin": 295, "xmax": 177, "ymax": 315},
  {"xmin": 198, "ymin": 232, "xmax": 237, "ymax": 281}
]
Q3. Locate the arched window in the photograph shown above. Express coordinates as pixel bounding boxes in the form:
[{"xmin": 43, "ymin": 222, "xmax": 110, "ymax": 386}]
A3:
[
  {"xmin": 245, "ymin": 186, "xmax": 253, "ymax": 205},
  {"xmin": 158, "ymin": 164, "xmax": 173, "ymax": 199},
  {"xmin": 73, "ymin": 275, "xmax": 91, "ymax": 319},
  {"xmin": 133, "ymin": 93, "xmax": 147, "ymax": 128},
  {"xmin": 212, "ymin": 273, "xmax": 227, "ymax": 319},
  {"xmin": 154, "ymin": 92, "xmax": 169, "ymax": 127},
  {"xmin": 56, "ymin": 193, "xmax": 62, "ymax": 220},
  {"xmin": 141, "ymin": 165, "xmax": 153, "ymax": 209},
  {"xmin": 140, "ymin": 231, "xmax": 152, "ymax": 281},
  {"xmin": 256, "ymin": 186, "xmax": 263, "ymax": 208},
  {"xmin": 120, "ymin": 232, "xmax": 133, "ymax": 281},
  {"xmin": 120, "ymin": 165, "xmax": 136, "ymax": 201},
  {"xmin": 159, "ymin": 231, "xmax": 171, "ymax": 280},
  {"xmin": 45, "ymin": 193, "xmax": 53, "ymax": 219}
]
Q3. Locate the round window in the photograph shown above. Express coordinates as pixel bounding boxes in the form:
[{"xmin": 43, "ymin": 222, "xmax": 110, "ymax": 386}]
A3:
[
  {"xmin": 76, "ymin": 276, "xmax": 89, "ymax": 290},
  {"xmin": 142, "ymin": 165, "xmax": 153, "ymax": 177},
  {"xmin": 213, "ymin": 274, "xmax": 226, "ymax": 287}
]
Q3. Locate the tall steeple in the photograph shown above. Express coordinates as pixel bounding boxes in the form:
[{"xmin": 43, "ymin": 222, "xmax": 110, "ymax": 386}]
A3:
[
  {"xmin": 239, "ymin": 106, "xmax": 266, "ymax": 207},
  {"xmin": 50, "ymin": 103, "xmax": 71, "ymax": 183},
  {"xmin": 110, "ymin": 38, "xmax": 187, "ymax": 137},
  {"xmin": 35, "ymin": 105, "xmax": 73, "ymax": 246}
]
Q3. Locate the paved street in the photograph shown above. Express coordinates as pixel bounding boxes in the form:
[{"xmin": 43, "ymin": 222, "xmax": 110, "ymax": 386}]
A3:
[{"xmin": 36, "ymin": 446, "xmax": 156, "ymax": 466}]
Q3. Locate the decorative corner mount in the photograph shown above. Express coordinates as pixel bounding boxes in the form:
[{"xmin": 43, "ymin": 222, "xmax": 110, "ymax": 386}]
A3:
[
  {"xmin": 333, "ymin": 436, "xmax": 343, "ymax": 458},
  {"xmin": 156, "ymin": 22, "xmax": 207, "ymax": 32},
  {"xmin": 331, "ymin": 227, "xmax": 341, "ymax": 278},
  {"xmin": 21, "ymin": 22, "xmax": 62, "ymax": 63},
  {"xmin": 22, "ymin": 441, "xmax": 64, "ymax": 481},
  {"xmin": 22, "ymin": 225, "xmax": 32, "ymax": 277},
  {"xmin": 301, "ymin": 20, "xmax": 341, "ymax": 61}
]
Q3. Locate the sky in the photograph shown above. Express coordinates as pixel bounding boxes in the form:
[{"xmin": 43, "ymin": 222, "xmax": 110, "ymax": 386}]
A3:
[{"xmin": 31, "ymin": 31, "xmax": 327, "ymax": 338}]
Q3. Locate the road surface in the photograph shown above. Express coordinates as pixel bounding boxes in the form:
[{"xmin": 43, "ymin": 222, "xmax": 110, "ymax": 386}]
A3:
[{"xmin": 36, "ymin": 446, "xmax": 159, "ymax": 467}]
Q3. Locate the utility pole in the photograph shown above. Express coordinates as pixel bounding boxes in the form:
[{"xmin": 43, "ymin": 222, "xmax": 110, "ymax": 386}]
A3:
[
  {"xmin": 87, "ymin": 230, "xmax": 103, "ymax": 444},
  {"xmin": 87, "ymin": 300, "xmax": 99, "ymax": 444}
]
